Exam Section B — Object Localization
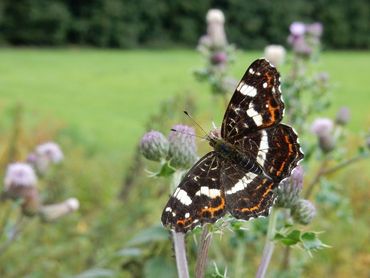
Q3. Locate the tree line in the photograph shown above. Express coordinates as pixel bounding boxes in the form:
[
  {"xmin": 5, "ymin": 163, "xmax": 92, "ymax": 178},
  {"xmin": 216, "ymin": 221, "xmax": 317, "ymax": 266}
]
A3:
[{"xmin": 0, "ymin": 0, "xmax": 368, "ymax": 49}]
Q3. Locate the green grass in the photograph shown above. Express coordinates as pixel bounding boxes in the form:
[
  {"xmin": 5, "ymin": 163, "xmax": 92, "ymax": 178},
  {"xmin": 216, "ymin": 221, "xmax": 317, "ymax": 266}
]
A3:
[{"xmin": 0, "ymin": 49, "xmax": 369, "ymax": 159}]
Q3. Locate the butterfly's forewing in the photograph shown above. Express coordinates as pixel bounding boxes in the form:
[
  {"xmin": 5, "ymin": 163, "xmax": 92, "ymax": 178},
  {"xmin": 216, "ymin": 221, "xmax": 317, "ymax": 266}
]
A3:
[
  {"xmin": 221, "ymin": 59, "xmax": 284, "ymax": 142},
  {"xmin": 161, "ymin": 152, "xmax": 226, "ymax": 233},
  {"xmin": 221, "ymin": 161, "xmax": 276, "ymax": 219}
]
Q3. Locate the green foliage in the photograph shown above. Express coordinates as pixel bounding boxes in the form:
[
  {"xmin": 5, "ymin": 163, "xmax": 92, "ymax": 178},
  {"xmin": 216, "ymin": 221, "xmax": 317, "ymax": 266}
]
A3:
[
  {"xmin": 0, "ymin": 0, "xmax": 369, "ymax": 48},
  {"xmin": 275, "ymin": 229, "xmax": 329, "ymax": 255},
  {"xmin": 1, "ymin": 0, "xmax": 70, "ymax": 45}
]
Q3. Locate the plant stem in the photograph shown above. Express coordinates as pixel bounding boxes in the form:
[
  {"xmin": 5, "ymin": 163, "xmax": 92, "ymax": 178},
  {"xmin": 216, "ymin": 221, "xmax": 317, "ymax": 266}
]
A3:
[
  {"xmin": 256, "ymin": 208, "xmax": 278, "ymax": 278},
  {"xmin": 0, "ymin": 214, "xmax": 27, "ymax": 256},
  {"xmin": 305, "ymin": 153, "xmax": 368, "ymax": 199},
  {"xmin": 234, "ymin": 241, "xmax": 246, "ymax": 277},
  {"xmin": 172, "ymin": 231, "xmax": 190, "ymax": 278},
  {"xmin": 195, "ymin": 224, "xmax": 212, "ymax": 278},
  {"xmin": 280, "ymin": 245, "xmax": 291, "ymax": 271}
]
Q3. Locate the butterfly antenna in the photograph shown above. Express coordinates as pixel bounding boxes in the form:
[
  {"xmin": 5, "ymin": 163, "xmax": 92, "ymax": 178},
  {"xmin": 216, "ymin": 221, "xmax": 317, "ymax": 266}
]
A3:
[
  {"xmin": 170, "ymin": 128, "xmax": 206, "ymax": 140},
  {"xmin": 183, "ymin": 111, "xmax": 209, "ymax": 139}
]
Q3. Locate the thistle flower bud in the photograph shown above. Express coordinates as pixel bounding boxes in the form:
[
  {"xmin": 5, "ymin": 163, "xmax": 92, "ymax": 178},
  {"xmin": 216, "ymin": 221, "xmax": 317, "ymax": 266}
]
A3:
[
  {"xmin": 168, "ymin": 125, "xmax": 197, "ymax": 169},
  {"xmin": 292, "ymin": 199, "xmax": 317, "ymax": 225},
  {"xmin": 264, "ymin": 45, "xmax": 286, "ymax": 67},
  {"xmin": 39, "ymin": 198, "xmax": 80, "ymax": 222},
  {"xmin": 318, "ymin": 135, "xmax": 335, "ymax": 153},
  {"xmin": 366, "ymin": 136, "xmax": 370, "ymax": 150},
  {"xmin": 310, "ymin": 118, "xmax": 334, "ymax": 137},
  {"xmin": 275, "ymin": 166, "xmax": 304, "ymax": 208},
  {"xmin": 316, "ymin": 72, "xmax": 329, "ymax": 86},
  {"xmin": 335, "ymin": 107, "xmax": 350, "ymax": 126},
  {"xmin": 140, "ymin": 131, "xmax": 169, "ymax": 162},
  {"xmin": 211, "ymin": 51, "xmax": 228, "ymax": 65}
]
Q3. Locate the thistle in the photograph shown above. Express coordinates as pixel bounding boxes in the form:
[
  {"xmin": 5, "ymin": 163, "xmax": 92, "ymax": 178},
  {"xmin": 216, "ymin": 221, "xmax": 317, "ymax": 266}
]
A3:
[
  {"xmin": 140, "ymin": 131, "xmax": 169, "ymax": 162},
  {"xmin": 292, "ymin": 199, "xmax": 317, "ymax": 225},
  {"xmin": 168, "ymin": 125, "xmax": 197, "ymax": 169},
  {"xmin": 275, "ymin": 166, "xmax": 304, "ymax": 209}
]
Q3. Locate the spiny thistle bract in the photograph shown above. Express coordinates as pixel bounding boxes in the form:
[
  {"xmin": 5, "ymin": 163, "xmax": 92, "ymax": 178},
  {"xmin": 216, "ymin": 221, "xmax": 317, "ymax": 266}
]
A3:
[{"xmin": 292, "ymin": 199, "xmax": 317, "ymax": 225}]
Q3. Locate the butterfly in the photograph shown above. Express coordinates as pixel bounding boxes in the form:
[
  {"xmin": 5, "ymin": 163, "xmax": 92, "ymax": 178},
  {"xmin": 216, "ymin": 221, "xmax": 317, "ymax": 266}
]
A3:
[{"xmin": 161, "ymin": 59, "xmax": 304, "ymax": 233}]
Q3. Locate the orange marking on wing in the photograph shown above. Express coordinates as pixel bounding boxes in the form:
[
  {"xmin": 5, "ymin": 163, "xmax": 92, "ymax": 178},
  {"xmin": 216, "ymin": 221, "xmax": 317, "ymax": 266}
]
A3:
[
  {"xmin": 240, "ymin": 182, "xmax": 274, "ymax": 212},
  {"xmin": 176, "ymin": 217, "xmax": 193, "ymax": 226},
  {"xmin": 201, "ymin": 197, "xmax": 225, "ymax": 217}
]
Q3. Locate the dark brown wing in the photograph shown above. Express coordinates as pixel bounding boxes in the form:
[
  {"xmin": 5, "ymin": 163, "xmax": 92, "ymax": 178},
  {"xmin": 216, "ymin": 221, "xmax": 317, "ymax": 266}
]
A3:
[
  {"xmin": 221, "ymin": 160, "xmax": 277, "ymax": 220},
  {"xmin": 161, "ymin": 152, "xmax": 225, "ymax": 233},
  {"xmin": 232, "ymin": 124, "xmax": 304, "ymax": 182},
  {"xmin": 221, "ymin": 59, "xmax": 284, "ymax": 143}
]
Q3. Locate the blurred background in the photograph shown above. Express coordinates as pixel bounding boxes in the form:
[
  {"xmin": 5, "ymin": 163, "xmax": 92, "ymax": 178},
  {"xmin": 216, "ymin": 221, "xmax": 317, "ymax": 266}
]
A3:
[{"xmin": 0, "ymin": 0, "xmax": 369, "ymax": 277}]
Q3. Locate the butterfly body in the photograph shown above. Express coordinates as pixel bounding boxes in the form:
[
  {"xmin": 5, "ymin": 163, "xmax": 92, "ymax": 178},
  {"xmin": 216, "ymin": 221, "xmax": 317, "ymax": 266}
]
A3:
[
  {"xmin": 161, "ymin": 59, "xmax": 304, "ymax": 233},
  {"xmin": 209, "ymin": 137, "xmax": 264, "ymax": 176}
]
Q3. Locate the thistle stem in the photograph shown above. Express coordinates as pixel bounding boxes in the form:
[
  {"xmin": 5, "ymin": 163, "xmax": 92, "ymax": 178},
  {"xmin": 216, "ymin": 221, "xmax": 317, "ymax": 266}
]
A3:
[
  {"xmin": 256, "ymin": 208, "xmax": 278, "ymax": 278},
  {"xmin": 305, "ymin": 153, "xmax": 368, "ymax": 199},
  {"xmin": 172, "ymin": 231, "xmax": 190, "ymax": 278},
  {"xmin": 195, "ymin": 224, "xmax": 212, "ymax": 278}
]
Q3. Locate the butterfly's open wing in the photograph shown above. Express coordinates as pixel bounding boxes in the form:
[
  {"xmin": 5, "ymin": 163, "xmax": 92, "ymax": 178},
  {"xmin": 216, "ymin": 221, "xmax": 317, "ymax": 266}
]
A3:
[
  {"xmin": 161, "ymin": 152, "xmax": 226, "ymax": 233},
  {"xmin": 221, "ymin": 161, "xmax": 276, "ymax": 219},
  {"xmin": 221, "ymin": 59, "xmax": 284, "ymax": 142},
  {"xmin": 232, "ymin": 124, "xmax": 304, "ymax": 182}
]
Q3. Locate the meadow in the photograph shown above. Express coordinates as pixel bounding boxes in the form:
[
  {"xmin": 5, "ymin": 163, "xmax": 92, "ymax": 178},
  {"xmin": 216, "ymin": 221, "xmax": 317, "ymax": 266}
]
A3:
[{"xmin": 0, "ymin": 49, "xmax": 369, "ymax": 277}]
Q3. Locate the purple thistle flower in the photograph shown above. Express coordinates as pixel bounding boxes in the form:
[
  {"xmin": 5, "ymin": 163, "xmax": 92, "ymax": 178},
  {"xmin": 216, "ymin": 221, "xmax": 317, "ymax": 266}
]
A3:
[
  {"xmin": 168, "ymin": 125, "xmax": 198, "ymax": 169},
  {"xmin": 4, "ymin": 163, "xmax": 37, "ymax": 190},
  {"xmin": 311, "ymin": 118, "xmax": 335, "ymax": 153},
  {"xmin": 36, "ymin": 142, "xmax": 64, "ymax": 164},
  {"xmin": 210, "ymin": 51, "xmax": 228, "ymax": 65},
  {"xmin": 3, "ymin": 163, "xmax": 40, "ymax": 215},
  {"xmin": 290, "ymin": 22, "xmax": 306, "ymax": 36},
  {"xmin": 275, "ymin": 165, "xmax": 304, "ymax": 208},
  {"xmin": 140, "ymin": 131, "xmax": 169, "ymax": 162},
  {"xmin": 310, "ymin": 118, "xmax": 334, "ymax": 137},
  {"xmin": 335, "ymin": 107, "xmax": 350, "ymax": 125},
  {"xmin": 306, "ymin": 22, "xmax": 323, "ymax": 37},
  {"xmin": 29, "ymin": 142, "xmax": 64, "ymax": 173}
]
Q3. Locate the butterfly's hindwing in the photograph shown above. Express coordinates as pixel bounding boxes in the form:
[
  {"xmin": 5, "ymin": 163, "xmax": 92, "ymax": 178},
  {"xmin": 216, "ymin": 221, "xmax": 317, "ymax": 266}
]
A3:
[
  {"xmin": 221, "ymin": 59, "xmax": 284, "ymax": 142},
  {"xmin": 221, "ymin": 161, "xmax": 276, "ymax": 219},
  {"xmin": 258, "ymin": 124, "xmax": 304, "ymax": 182},
  {"xmin": 232, "ymin": 124, "xmax": 304, "ymax": 182},
  {"xmin": 161, "ymin": 152, "xmax": 226, "ymax": 233}
]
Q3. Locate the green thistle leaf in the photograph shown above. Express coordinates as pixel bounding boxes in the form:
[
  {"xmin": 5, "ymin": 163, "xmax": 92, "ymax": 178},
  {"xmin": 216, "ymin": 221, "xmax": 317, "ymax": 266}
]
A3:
[{"xmin": 156, "ymin": 161, "xmax": 176, "ymax": 177}]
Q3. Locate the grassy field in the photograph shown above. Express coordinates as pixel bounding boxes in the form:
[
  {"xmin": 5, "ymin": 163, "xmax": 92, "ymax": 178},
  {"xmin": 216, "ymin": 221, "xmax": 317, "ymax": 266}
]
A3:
[
  {"xmin": 0, "ymin": 49, "xmax": 369, "ymax": 277},
  {"xmin": 0, "ymin": 49, "xmax": 369, "ymax": 159}
]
